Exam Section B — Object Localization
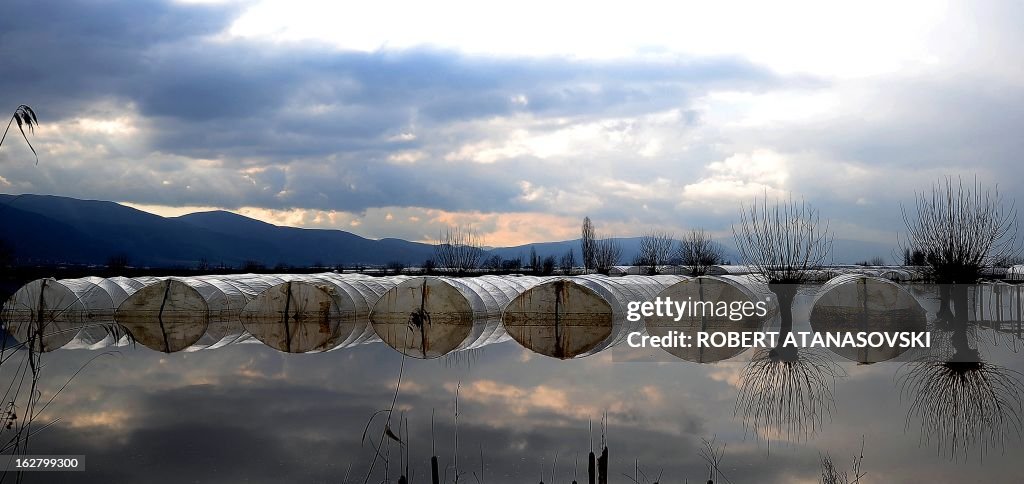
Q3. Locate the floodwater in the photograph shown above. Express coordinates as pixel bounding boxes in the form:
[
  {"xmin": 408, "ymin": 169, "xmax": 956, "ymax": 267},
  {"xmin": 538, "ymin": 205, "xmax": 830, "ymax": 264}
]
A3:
[{"xmin": 7, "ymin": 286, "xmax": 1024, "ymax": 483}]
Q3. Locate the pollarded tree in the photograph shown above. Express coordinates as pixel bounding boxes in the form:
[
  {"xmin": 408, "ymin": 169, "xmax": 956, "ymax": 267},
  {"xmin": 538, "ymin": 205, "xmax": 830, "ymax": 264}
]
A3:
[
  {"xmin": 733, "ymin": 194, "xmax": 832, "ymax": 336},
  {"xmin": 902, "ymin": 176, "xmax": 1017, "ymax": 285},
  {"xmin": 636, "ymin": 230, "xmax": 674, "ymax": 275},
  {"xmin": 677, "ymin": 228, "xmax": 725, "ymax": 276},
  {"xmin": 733, "ymin": 195, "xmax": 839, "ymax": 445},
  {"xmin": 434, "ymin": 226, "xmax": 483, "ymax": 274},
  {"xmin": 540, "ymin": 255, "xmax": 556, "ymax": 275},
  {"xmin": 481, "ymin": 254, "xmax": 504, "ymax": 272},
  {"xmin": 900, "ymin": 177, "xmax": 1022, "ymax": 462},
  {"xmin": 593, "ymin": 237, "xmax": 622, "ymax": 274},
  {"xmin": 902, "ymin": 177, "xmax": 1018, "ymax": 335}
]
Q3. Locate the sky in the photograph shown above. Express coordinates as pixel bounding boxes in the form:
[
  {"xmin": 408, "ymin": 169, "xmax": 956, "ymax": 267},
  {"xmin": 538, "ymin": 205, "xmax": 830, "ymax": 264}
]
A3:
[{"xmin": 2, "ymin": 0, "xmax": 1024, "ymax": 246}]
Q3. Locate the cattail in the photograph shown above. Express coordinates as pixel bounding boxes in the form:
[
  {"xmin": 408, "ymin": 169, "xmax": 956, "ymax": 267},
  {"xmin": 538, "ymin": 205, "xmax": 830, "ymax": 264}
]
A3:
[{"xmin": 587, "ymin": 451, "xmax": 595, "ymax": 484}]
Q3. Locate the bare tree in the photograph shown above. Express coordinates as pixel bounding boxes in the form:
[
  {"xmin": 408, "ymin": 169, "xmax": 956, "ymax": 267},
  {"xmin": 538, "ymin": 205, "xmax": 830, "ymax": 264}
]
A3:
[
  {"xmin": 386, "ymin": 260, "xmax": 406, "ymax": 275},
  {"xmin": 593, "ymin": 238, "xmax": 622, "ymax": 274},
  {"xmin": 422, "ymin": 258, "xmax": 437, "ymax": 275},
  {"xmin": 241, "ymin": 259, "xmax": 266, "ymax": 271},
  {"xmin": 581, "ymin": 216, "xmax": 596, "ymax": 274},
  {"xmin": 635, "ymin": 230, "xmax": 674, "ymax": 275},
  {"xmin": 732, "ymin": 195, "xmax": 839, "ymax": 444},
  {"xmin": 901, "ymin": 248, "xmax": 928, "ymax": 267},
  {"xmin": 481, "ymin": 254, "xmax": 504, "ymax": 272},
  {"xmin": 733, "ymin": 194, "xmax": 832, "ymax": 342},
  {"xmin": 434, "ymin": 226, "xmax": 483, "ymax": 273},
  {"xmin": 559, "ymin": 249, "xmax": 576, "ymax": 275},
  {"xmin": 855, "ymin": 256, "xmax": 886, "ymax": 266},
  {"xmin": 501, "ymin": 256, "xmax": 522, "ymax": 272},
  {"xmin": 104, "ymin": 252, "xmax": 129, "ymax": 272},
  {"xmin": 893, "ymin": 182, "xmax": 1024, "ymax": 459},
  {"xmin": 991, "ymin": 254, "xmax": 1024, "ymax": 268},
  {"xmin": 540, "ymin": 255, "xmax": 556, "ymax": 276},
  {"xmin": 902, "ymin": 176, "xmax": 1017, "ymax": 284},
  {"xmin": 677, "ymin": 228, "xmax": 724, "ymax": 276},
  {"xmin": 903, "ymin": 177, "xmax": 1018, "ymax": 340},
  {"xmin": 734, "ymin": 194, "xmax": 832, "ymax": 285}
]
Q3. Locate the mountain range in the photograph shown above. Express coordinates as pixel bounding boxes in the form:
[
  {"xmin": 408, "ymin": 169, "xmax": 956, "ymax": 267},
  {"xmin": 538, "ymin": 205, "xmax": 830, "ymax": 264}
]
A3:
[{"xmin": 0, "ymin": 194, "xmax": 898, "ymax": 268}]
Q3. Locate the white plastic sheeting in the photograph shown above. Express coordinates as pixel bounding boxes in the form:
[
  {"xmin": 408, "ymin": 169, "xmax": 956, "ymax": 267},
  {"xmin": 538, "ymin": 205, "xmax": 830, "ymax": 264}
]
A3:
[
  {"xmin": 608, "ymin": 266, "xmax": 644, "ymax": 276},
  {"xmin": 63, "ymin": 276, "xmax": 148, "ymax": 349},
  {"xmin": 186, "ymin": 274, "xmax": 289, "ymax": 350},
  {"xmin": 370, "ymin": 275, "xmax": 549, "ymax": 359},
  {"xmin": 706, "ymin": 265, "xmax": 754, "ymax": 276},
  {"xmin": 2, "ymin": 277, "xmax": 145, "ymax": 352},
  {"xmin": 716, "ymin": 265, "xmax": 926, "ymax": 283},
  {"xmin": 503, "ymin": 274, "xmax": 687, "ymax": 359},
  {"xmin": 808, "ymin": 274, "xmax": 927, "ymax": 363},
  {"xmin": 114, "ymin": 274, "xmax": 287, "ymax": 353},
  {"xmin": 241, "ymin": 273, "xmax": 407, "ymax": 353},
  {"xmin": 880, "ymin": 269, "xmax": 913, "ymax": 282},
  {"xmin": 645, "ymin": 275, "xmax": 779, "ymax": 363},
  {"xmin": 608, "ymin": 265, "xmax": 689, "ymax": 276},
  {"xmin": 657, "ymin": 265, "xmax": 692, "ymax": 275}
]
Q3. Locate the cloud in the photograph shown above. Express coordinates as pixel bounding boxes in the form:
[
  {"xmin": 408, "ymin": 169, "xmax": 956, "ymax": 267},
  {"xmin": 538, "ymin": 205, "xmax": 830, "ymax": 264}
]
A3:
[
  {"xmin": 681, "ymin": 149, "xmax": 789, "ymax": 205},
  {"xmin": 2, "ymin": 0, "xmax": 1024, "ymax": 248}
]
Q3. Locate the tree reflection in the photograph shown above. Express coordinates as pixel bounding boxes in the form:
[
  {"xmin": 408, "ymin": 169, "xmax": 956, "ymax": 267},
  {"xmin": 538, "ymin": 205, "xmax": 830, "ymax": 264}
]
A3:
[
  {"xmin": 735, "ymin": 346, "xmax": 843, "ymax": 446},
  {"xmin": 898, "ymin": 354, "xmax": 1022, "ymax": 459},
  {"xmin": 899, "ymin": 305, "xmax": 1023, "ymax": 459}
]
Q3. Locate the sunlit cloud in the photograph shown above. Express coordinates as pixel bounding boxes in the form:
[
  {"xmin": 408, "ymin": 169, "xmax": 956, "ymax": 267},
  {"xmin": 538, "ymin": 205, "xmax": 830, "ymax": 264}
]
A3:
[
  {"xmin": 681, "ymin": 150, "xmax": 789, "ymax": 205},
  {"xmin": 66, "ymin": 410, "xmax": 133, "ymax": 431}
]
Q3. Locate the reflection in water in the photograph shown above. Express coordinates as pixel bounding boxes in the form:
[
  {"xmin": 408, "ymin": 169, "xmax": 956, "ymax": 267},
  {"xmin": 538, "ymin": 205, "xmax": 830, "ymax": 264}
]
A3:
[
  {"xmin": 3, "ymin": 279, "xmax": 1024, "ymax": 481},
  {"xmin": 899, "ymin": 284, "xmax": 1024, "ymax": 458},
  {"xmin": 898, "ymin": 356, "xmax": 1023, "ymax": 459},
  {"xmin": 809, "ymin": 275, "xmax": 927, "ymax": 364},
  {"xmin": 735, "ymin": 346, "xmax": 844, "ymax": 446}
]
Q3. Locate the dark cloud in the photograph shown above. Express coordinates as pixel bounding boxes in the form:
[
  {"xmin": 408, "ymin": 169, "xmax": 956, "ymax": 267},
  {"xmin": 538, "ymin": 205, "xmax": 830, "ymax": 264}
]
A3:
[
  {"xmin": 0, "ymin": 0, "xmax": 239, "ymax": 115},
  {"xmin": 130, "ymin": 49, "xmax": 788, "ymax": 162},
  {"xmin": 0, "ymin": 0, "xmax": 788, "ymax": 155}
]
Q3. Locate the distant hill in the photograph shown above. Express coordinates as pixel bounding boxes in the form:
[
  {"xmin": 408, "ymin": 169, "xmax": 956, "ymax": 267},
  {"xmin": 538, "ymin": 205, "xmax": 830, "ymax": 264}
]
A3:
[
  {"xmin": 0, "ymin": 194, "xmax": 898, "ymax": 268},
  {"xmin": 489, "ymin": 238, "xmax": 742, "ymax": 265},
  {"xmin": 0, "ymin": 194, "xmax": 435, "ymax": 267},
  {"xmin": 491, "ymin": 237, "xmax": 897, "ymax": 266}
]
